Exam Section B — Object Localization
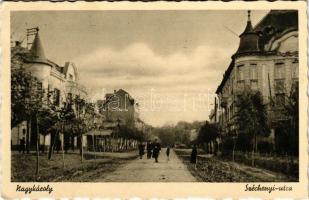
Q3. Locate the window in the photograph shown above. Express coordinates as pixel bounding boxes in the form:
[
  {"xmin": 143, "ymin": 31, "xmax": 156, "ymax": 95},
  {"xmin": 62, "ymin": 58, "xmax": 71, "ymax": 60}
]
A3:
[
  {"xmin": 274, "ymin": 62, "xmax": 285, "ymax": 80},
  {"xmin": 67, "ymin": 93, "xmax": 73, "ymax": 104},
  {"xmin": 237, "ymin": 65, "xmax": 244, "ymax": 81},
  {"xmin": 250, "ymin": 64, "xmax": 258, "ymax": 80},
  {"xmin": 237, "ymin": 80, "xmax": 245, "ymax": 90},
  {"xmin": 54, "ymin": 88, "xmax": 60, "ymax": 106},
  {"xmin": 231, "ymin": 78, "xmax": 234, "ymax": 95},
  {"xmin": 275, "ymin": 93, "xmax": 285, "ymax": 107},
  {"xmin": 69, "ymin": 74, "xmax": 73, "ymax": 80},
  {"xmin": 274, "ymin": 62, "xmax": 286, "ymax": 104},
  {"xmin": 47, "ymin": 85, "xmax": 52, "ymax": 104},
  {"xmin": 291, "ymin": 59, "xmax": 299, "ymax": 79},
  {"xmin": 229, "ymin": 104, "xmax": 233, "ymax": 120},
  {"xmin": 275, "ymin": 79, "xmax": 285, "ymax": 93},
  {"xmin": 237, "ymin": 65, "xmax": 245, "ymax": 89},
  {"xmin": 37, "ymin": 82, "xmax": 43, "ymax": 92},
  {"xmin": 249, "ymin": 64, "xmax": 258, "ymax": 90},
  {"xmin": 250, "ymin": 80, "xmax": 258, "ymax": 90}
]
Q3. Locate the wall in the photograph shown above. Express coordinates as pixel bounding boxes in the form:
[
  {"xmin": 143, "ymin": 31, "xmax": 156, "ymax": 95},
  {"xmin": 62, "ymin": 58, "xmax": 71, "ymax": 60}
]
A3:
[{"xmin": 217, "ymin": 31, "xmax": 299, "ymax": 134}]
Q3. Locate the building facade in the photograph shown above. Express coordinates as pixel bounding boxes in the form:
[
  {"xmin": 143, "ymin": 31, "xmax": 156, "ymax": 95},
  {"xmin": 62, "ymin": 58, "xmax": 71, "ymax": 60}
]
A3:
[
  {"xmin": 100, "ymin": 89, "xmax": 137, "ymax": 127},
  {"xmin": 11, "ymin": 29, "xmax": 87, "ymax": 149},
  {"xmin": 215, "ymin": 11, "xmax": 298, "ymax": 139}
]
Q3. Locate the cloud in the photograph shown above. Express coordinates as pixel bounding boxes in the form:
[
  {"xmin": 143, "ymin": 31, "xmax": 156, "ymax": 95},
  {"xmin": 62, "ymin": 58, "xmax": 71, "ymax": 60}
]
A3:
[
  {"xmin": 75, "ymin": 43, "xmax": 231, "ymax": 75},
  {"xmin": 73, "ymin": 42, "xmax": 232, "ymax": 126}
]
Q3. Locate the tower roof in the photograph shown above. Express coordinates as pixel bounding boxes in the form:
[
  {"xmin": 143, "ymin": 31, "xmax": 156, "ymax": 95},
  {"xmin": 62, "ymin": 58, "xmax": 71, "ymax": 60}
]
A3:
[
  {"xmin": 29, "ymin": 32, "xmax": 47, "ymax": 63},
  {"xmin": 240, "ymin": 10, "xmax": 253, "ymax": 36},
  {"xmin": 235, "ymin": 10, "xmax": 260, "ymax": 56}
]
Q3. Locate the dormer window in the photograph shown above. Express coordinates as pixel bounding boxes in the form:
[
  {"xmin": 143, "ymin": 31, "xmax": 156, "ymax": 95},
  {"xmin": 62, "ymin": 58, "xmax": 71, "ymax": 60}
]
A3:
[{"xmin": 69, "ymin": 74, "xmax": 73, "ymax": 81}]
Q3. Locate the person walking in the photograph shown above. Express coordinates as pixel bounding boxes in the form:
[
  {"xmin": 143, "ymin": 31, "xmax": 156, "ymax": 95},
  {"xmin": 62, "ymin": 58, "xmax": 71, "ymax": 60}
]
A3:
[
  {"xmin": 138, "ymin": 142, "xmax": 145, "ymax": 159},
  {"xmin": 20, "ymin": 137, "xmax": 25, "ymax": 154},
  {"xmin": 166, "ymin": 146, "xmax": 170, "ymax": 162},
  {"xmin": 190, "ymin": 144, "xmax": 198, "ymax": 169},
  {"xmin": 146, "ymin": 141, "xmax": 152, "ymax": 159},
  {"xmin": 152, "ymin": 139, "xmax": 161, "ymax": 163}
]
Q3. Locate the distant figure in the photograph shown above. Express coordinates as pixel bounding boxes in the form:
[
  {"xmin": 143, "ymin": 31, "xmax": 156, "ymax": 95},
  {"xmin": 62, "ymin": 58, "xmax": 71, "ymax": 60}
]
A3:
[
  {"xmin": 166, "ymin": 146, "xmax": 170, "ymax": 161},
  {"xmin": 146, "ymin": 141, "xmax": 153, "ymax": 159},
  {"xmin": 19, "ymin": 137, "xmax": 25, "ymax": 154},
  {"xmin": 138, "ymin": 143, "xmax": 145, "ymax": 159},
  {"xmin": 190, "ymin": 144, "xmax": 198, "ymax": 168},
  {"xmin": 152, "ymin": 139, "xmax": 161, "ymax": 163}
]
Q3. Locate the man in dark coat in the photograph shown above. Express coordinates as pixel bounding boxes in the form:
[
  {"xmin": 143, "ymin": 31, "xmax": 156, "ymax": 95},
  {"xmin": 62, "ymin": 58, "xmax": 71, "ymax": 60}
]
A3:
[
  {"xmin": 190, "ymin": 144, "xmax": 198, "ymax": 168},
  {"xmin": 146, "ymin": 141, "xmax": 152, "ymax": 159},
  {"xmin": 20, "ymin": 137, "xmax": 25, "ymax": 154},
  {"xmin": 152, "ymin": 139, "xmax": 161, "ymax": 163}
]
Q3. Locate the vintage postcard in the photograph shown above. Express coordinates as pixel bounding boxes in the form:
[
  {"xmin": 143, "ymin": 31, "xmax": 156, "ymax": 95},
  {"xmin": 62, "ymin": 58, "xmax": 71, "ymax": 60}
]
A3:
[{"xmin": 1, "ymin": 1, "xmax": 307, "ymax": 199}]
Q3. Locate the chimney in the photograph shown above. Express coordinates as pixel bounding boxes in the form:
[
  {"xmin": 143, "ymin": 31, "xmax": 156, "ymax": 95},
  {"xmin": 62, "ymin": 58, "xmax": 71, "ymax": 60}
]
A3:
[{"xmin": 15, "ymin": 41, "xmax": 21, "ymax": 47}]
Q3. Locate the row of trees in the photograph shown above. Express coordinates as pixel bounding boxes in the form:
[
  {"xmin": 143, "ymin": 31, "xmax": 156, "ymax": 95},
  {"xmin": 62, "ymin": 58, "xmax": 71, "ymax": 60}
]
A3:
[
  {"xmin": 11, "ymin": 45, "xmax": 147, "ymax": 176},
  {"xmin": 152, "ymin": 121, "xmax": 203, "ymax": 147},
  {"xmin": 12, "ymin": 63, "xmax": 95, "ymax": 173},
  {"xmin": 194, "ymin": 84, "xmax": 298, "ymax": 166},
  {"xmin": 195, "ymin": 121, "xmax": 219, "ymax": 154}
]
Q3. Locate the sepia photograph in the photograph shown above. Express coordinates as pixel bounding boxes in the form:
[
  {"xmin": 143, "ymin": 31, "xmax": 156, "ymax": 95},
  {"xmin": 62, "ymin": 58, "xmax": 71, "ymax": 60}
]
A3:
[{"xmin": 9, "ymin": 8, "xmax": 300, "ymax": 183}]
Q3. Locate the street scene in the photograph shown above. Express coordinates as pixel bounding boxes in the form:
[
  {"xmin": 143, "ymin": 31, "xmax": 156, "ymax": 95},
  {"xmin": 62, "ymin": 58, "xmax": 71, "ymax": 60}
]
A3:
[{"xmin": 11, "ymin": 10, "xmax": 299, "ymax": 182}]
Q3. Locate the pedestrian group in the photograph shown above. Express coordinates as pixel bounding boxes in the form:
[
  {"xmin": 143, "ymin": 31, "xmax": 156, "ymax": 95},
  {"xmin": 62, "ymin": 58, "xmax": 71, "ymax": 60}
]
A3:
[{"xmin": 138, "ymin": 139, "xmax": 164, "ymax": 162}]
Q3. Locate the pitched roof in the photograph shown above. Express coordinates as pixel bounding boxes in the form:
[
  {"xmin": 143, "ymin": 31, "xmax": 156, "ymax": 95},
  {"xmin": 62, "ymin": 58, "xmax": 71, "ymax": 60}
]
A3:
[
  {"xmin": 235, "ymin": 11, "xmax": 260, "ymax": 56},
  {"xmin": 26, "ymin": 32, "xmax": 68, "ymax": 75},
  {"xmin": 29, "ymin": 32, "xmax": 47, "ymax": 63},
  {"xmin": 26, "ymin": 32, "xmax": 58, "ymax": 68}
]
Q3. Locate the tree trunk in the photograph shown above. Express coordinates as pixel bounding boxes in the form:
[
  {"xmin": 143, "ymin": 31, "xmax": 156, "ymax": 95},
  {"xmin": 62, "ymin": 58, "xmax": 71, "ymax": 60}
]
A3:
[
  {"xmin": 80, "ymin": 135, "xmax": 84, "ymax": 163},
  {"xmin": 48, "ymin": 132, "xmax": 57, "ymax": 160},
  {"xmin": 232, "ymin": 137, "xmax": 236, "ymax": 162},
  {"xmin": 71, "ymin": 135, "xmax": 75, "ymax": 152},
  {"xmin": 61, "ymin": 133, "xmax": 65, "ymax": 170},
  {"xmin": 42, "ymin": 135, "xmax": 46, "ymax": 153},
  {"xmin": 251, "ymin": 133, "xmax": 256, "ymax": 166},
  {"xmin": 36, "ymin": 114, "xmax": 40, "ymax": 175},
  {"xmin": 26, "ymin": 119, "xmax": 31, "ymax": 154},
  {"xmin": 289, "ymin": 118, "xmax": 295, "ymax": 175},
  {"xmin": 104, "ymin": 136, "xmax": 107, "ymax": 152},
  {"xmin": 93, "ymin": 134, "xmax": 96, "ymax": 161}
]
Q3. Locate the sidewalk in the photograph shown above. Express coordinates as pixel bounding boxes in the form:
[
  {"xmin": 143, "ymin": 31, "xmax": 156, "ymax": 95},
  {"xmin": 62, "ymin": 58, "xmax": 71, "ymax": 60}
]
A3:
[
  {"xmin": 174, "ymin": 149, "xmax": 295, "ymax": 182},
  {"xmin": 221, "ymin": 160, "xmax": 296, "ymax": 182}
]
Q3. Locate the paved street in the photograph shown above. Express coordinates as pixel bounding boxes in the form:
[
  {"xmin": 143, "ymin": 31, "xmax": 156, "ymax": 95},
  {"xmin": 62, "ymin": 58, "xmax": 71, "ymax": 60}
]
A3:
[{"xmin": 99, "ymin": 148, "xmax": 197, "ymax": 182}]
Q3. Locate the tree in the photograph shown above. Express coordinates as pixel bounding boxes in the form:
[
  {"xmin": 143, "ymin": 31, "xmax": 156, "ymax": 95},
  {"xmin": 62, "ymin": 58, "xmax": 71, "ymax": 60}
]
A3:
[
  {"xmin": 234, "ymin": 88, "xmax": 270, "ymax": 166},
  {"xmin": 196, "ymin": 121, "xmax": 219, "ymax": 153},
  {"xmin": 284, "ymin": 83, "xmax": 299, "ymax": 157}
]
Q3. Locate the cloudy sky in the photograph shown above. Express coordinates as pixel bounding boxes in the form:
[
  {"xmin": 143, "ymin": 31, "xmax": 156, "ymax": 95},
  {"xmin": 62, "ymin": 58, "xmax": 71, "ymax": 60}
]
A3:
[{"xmin": 11, "ymin": 10, "xmax": 269, "ymax": 126}]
